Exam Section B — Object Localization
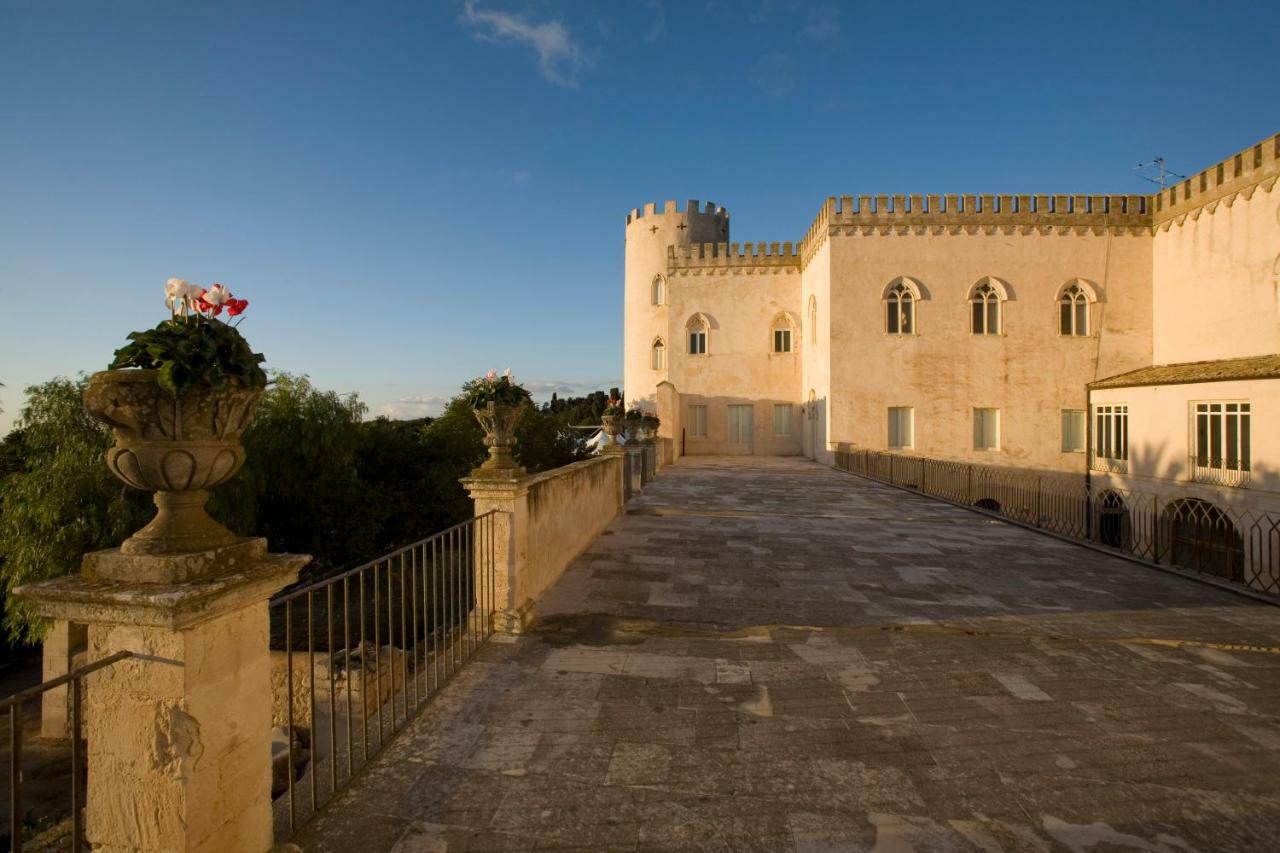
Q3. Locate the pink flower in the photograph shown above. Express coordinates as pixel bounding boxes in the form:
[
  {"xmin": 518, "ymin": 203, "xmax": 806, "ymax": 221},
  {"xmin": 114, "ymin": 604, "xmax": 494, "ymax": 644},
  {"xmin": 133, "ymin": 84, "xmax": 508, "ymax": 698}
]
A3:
[{"xmin": 485, "ymin": 370, "xmax": 497, "ymax": 381}]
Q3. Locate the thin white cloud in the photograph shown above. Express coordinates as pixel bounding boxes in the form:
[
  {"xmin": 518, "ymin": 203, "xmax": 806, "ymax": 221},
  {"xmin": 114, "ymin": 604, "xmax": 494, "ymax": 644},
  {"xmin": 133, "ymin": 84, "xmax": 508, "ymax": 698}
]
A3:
[
  {"xmin": 643, "ymin": 0, "xmax": 667, "ymax": 42},
  {"xmin": 799, "ymin": 3, "xmax": 842, "ymax": 42},
  {"xmin": 749, "ymin": 52, "xmax": 795, "ymax": 98},
  {"xmin": 520, "ymin": 379, "xmax": 621, "ymax": 398},
  {"xmin": 378, "ymin": 394, "xmax": 451, "ymax": 419},
  {"xmin": 461, "ymin": 2, "xmax": 584, "ymax": 87}
]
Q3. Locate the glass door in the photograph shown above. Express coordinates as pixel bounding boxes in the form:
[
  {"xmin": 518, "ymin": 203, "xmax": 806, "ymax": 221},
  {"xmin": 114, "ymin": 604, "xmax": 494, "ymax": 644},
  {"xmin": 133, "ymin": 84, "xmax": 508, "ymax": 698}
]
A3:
[{"xmin": 727, "ymin": 404, "xmax": 754, "ymax": 455}]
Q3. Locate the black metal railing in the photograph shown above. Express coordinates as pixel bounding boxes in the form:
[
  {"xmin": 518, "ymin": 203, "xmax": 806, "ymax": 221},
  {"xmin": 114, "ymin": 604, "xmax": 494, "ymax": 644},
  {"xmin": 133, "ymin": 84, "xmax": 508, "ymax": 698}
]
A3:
[
  {"xmin": 835, "ymin": 447, "xmax": 1280, "ymax": 597},
  {"xmin": 268, "ymin": 511, "xmax": 499, "ymax": 841},
  {"xmin": 2, "ymin": 651, "xmax": 133, "ymax": 853}
]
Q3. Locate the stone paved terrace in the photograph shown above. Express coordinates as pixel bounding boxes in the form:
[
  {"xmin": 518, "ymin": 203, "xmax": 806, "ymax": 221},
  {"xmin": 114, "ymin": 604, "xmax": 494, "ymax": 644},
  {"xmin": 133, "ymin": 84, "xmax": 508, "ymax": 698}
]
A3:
[{"xmin": 293, "ymin": 457, "xmax": 1280, "ymax": 853}]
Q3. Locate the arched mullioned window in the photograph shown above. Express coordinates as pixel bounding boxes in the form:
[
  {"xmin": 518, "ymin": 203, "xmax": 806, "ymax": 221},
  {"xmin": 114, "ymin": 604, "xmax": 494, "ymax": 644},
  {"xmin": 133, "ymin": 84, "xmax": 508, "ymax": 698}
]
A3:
[
  {"xmin": 650, "ymin": 337, "xmax": 665, "ymax": 369},
  {"xmin": 771, "ymin": 312, "xmax": 797, "ymax": 353},
  {"xmin": 884, "ymin": 278, "xmax": 922, "ymax": 335},
  {"xmin": 808, "ymin": 295, "xmax": 818, "ymax": 345},
  {"xmin": 686, "ymin": 314, "xmax": 709, "ymax": 355},
  {"xmin": 970, "ymin": 280, "xmax": 1003, "ymax": 335},
  {"xmin": 651, "ymin": 275, "xmax": 666, "ymax": 306},
  {"xmin": 1058, "ymin": 280, "xmax": 1092, "ymax": 336}
]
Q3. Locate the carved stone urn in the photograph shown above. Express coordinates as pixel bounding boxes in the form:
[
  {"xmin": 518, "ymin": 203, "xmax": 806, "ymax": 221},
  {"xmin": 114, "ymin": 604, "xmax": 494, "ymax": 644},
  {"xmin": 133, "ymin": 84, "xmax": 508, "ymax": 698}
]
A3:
[
  {"xmin": 472, "ymin": 401, "xmax": 527, "ymax": 477},
  {"xmin": 84, "ymin": 369, "xmax": 261, "ymax": 556},
  {"xmin": 623, "ymin": 417, "xmax": 644, "ymax": 444},
  {"xmin": 600, "ymin": 413, "xmax": 624, "ymax": 449},
  {"xmin": 641, "ymin": 416, "xmax": 660, "ymax": 442}
]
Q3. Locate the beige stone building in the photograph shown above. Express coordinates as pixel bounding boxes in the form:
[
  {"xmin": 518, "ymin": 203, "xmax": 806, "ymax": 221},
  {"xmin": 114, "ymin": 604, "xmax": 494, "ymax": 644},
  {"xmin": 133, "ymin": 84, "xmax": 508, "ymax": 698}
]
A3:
[{"xmin": 625, "ymin": 131, "xmax": 1280, "ymax": 516}]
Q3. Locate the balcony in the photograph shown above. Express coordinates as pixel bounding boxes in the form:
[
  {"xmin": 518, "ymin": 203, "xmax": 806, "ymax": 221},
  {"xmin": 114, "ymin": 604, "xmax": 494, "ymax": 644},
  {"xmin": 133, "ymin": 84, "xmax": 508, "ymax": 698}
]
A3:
[
  {"xmin": 1190, "ymin": 458, "xmax": 1251, "ymax": 488},
  {"xmin": 1090, "ymin": 453, "xmax": 1128, "ymax": 475}
]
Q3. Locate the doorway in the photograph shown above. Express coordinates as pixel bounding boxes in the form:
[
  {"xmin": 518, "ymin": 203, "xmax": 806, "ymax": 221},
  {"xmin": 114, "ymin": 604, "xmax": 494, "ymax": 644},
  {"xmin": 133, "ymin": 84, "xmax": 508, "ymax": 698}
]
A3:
[{"xmin": 727, "ymin": 405, "xmax": 754, "ymax": 455}]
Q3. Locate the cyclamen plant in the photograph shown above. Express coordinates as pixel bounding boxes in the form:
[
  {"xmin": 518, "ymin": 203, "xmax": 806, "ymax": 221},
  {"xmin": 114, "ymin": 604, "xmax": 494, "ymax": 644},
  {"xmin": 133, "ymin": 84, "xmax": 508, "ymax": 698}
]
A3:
[
  {"xmin": 463, "ymin": 369, "xmax": 532, "ymax": 410},
  {"xmin": 624, "ymin": 407, "xmax": 645, "ymax": 422},
  {"xmin": 602, "ymin": 397, "xmax": 625, "ymax": 417},
  {"xmin": 108, "ymin": 278, "xmax": 267, "ymax": 398}
]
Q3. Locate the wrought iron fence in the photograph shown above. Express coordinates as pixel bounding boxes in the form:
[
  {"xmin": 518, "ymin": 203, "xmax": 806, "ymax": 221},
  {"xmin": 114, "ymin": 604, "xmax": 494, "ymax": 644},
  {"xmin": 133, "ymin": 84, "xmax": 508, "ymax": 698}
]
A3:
[
  {"xmin": 269, "ymin": 511, "xmax": 499, "ymax": 841},
  {"xmin": 835, "ymin": 447, "xmax": 1280, "ymax": 597},
  {"xmin": 2, "ymin": 651, "xmax": 133, "ymax": 853}
]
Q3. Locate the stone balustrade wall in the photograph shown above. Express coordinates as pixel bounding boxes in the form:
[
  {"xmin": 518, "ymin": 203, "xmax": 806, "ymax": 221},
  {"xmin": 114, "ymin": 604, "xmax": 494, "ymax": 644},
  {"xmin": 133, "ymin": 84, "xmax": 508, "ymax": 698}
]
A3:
[{"xmin": 520, "ymin": 455, "xmax": 625, "ymax": 609}]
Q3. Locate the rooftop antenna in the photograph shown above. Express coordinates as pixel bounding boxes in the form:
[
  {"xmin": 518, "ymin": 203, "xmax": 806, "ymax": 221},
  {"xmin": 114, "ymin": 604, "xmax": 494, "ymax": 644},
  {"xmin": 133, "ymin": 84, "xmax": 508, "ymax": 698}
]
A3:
[{"xmin": 1133, "ymin": 157, "xmax": 1186, "ymax": 189}]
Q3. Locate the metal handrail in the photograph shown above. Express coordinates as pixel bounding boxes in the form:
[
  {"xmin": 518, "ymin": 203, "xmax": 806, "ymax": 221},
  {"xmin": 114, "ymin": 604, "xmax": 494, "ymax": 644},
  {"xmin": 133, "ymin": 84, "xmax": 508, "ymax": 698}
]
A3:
[
  {"xmin": 268, "ymin": 511, "xmax": 499, "ymax": 841},
  {"xmin": 835, "ymin": 446, "xmax": 1279, "ymax": 598},
  {"xmin": 272, "ymin": 510, "xmax": 500, "ymax": 605},
  {"xmin": 4, "ymin": 650, "xmax": 133, "ymax": 853}
]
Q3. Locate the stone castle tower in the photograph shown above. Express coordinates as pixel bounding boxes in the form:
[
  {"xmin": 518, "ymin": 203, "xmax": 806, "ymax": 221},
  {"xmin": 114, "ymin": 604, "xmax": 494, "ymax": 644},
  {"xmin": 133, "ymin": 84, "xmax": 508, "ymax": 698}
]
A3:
[{"xmin": 623, "ymin": 200, "xmax": 728, "ymax": 409}]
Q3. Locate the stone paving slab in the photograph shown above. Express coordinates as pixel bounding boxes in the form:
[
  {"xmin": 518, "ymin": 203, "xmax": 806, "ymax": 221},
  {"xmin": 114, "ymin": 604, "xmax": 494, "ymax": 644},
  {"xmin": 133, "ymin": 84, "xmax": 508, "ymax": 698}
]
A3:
[{"xmin": 293, "ymin": 456, "xmax": 1280, "ymax": 852}]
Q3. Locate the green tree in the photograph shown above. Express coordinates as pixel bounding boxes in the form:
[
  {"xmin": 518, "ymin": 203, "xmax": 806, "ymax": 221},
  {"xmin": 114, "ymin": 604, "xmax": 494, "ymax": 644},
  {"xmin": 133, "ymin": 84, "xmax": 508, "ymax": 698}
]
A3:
[
  {"xmin": 0, "ymin": 378, "xmax": 151, "ymax": 643},
  {"xmin": 210, "ymin": 373, "xmax": 376, "ymax": 575},
  {"xmin": 418, "ymin": 396, "xmax": 487, "ymax": 526}
]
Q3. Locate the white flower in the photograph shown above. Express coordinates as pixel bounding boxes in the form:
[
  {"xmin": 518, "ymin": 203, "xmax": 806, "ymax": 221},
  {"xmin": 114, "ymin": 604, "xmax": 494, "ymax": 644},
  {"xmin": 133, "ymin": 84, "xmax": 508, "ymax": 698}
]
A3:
[
  {"xmin": 164, "ymin": 278, "xmax": 203, "ymax": 315},
  {"xmin": 503, "ymin": 368, "xmax": 513, "ymax": 380},
  {"xmin": 202, "ymin": 284, "xmax": 232, "ymax": 306}
]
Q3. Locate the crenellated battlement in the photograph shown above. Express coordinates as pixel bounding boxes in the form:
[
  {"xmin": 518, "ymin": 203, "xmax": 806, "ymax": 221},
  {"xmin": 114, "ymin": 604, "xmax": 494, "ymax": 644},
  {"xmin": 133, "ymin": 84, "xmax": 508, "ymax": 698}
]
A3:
[
  {"xmin": 666, "ymin": 241, "xmax": 799, "ymax": 275},
  {"xmin": 798, "ymin": 192, "xmax": 1153, "ymax": 267},
  {"xmin": 1152, "ymin": 132, "xmax": 1279, "ymax": 225},
  {"xmin": 626, "ymin": 199, "xmax": 729, "ymax": 226}
]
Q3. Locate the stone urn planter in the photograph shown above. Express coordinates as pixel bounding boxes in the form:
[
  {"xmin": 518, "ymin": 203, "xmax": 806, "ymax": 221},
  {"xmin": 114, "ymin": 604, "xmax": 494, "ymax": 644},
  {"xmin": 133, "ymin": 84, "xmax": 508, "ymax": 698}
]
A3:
[
  {"xmin": 472, "ymin": 401, "xmax": 527, "ymax": 476},
  {"xmin": 84, "ymin": 369, "xmax": 261, "ymax": 556},
  {"xmin": 601, "ymin": 413, "xmax": 624, "ymax": 448},
  {"xmin": 623, "ymin": 419, "xmax": 644, "ymax": 444}
]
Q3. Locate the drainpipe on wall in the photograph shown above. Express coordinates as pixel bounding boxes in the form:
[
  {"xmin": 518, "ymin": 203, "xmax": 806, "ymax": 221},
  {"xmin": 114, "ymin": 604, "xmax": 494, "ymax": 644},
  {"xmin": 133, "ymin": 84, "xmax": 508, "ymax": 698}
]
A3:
[{"xmin": 1085, "ymin": 385, "xmax": 1093, "ymax": 541}]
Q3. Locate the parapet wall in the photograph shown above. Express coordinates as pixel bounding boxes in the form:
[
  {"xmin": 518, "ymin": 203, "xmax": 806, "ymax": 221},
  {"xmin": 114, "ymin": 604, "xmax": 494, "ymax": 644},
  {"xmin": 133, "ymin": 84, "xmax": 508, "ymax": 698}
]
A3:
[
  {"xmin": 800, "ymin": 193, "xmax": 1151, "ymax": 266},
  {"xmin": 626, "ymin": 199, "xmax": 729, "ymax": 226},
  {"xmin": 1153, "ymin": 133, "xmax": 1279, "ymax": 224},
  {"xmin": 667, "ymin": 241, "xmax": 800, "ymax": 274},
  {"xmin": 521, "ymin": 455, "xmax": 624, "ymax": 611}
]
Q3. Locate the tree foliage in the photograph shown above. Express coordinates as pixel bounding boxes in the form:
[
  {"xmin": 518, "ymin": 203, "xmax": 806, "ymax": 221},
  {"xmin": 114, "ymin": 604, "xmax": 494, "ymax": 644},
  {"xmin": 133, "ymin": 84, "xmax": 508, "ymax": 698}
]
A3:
[
  {"xmin": 0, "ymin": 373, "xmax": 604, "ymax": 643},
  {"xmin": 0, "ymin": 378, "xmax": 152, "ymax": 644}
]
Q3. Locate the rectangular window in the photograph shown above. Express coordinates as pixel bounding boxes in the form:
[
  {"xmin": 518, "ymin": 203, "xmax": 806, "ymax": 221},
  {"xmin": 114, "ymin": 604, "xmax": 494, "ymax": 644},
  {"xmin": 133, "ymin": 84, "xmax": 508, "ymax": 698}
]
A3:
[
  {"xmin": 773, "ymin": 328, "xmax": 791, "ymax": 353},
  {"xmin": 973, "ymin": 408, "xmax": 999, "ymax": 450},
  {"xmin": 687, "ymin": 405, "xmax": 707, "ymax": 437},
  {"xmin": 888, "ymin": 407, "xmax": 914, "ymax": 449},
  {"xmin": 689, "ymin": 331, "xmax": 706, "ymax": 355},
  {"xmin": 1061, "ymin": 409, "xmax": 1085, "ymax": 452},
  {"xmin": 1192, "ymin": 401, "xmax": 1250, "ymax": 486},
  {"xmin": 1091, "ymin": 404, "xmax": 1128, "ymax": 473},
  {"xmin": 773, "ymin": 404, "xmax": 792, "ymax": 436}
]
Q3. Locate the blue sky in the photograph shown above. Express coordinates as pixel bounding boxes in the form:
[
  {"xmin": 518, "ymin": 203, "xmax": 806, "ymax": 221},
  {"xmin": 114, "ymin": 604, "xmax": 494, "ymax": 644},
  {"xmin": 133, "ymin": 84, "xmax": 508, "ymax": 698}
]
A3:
[{"xmin": 2, "ymin": 1, "xmax": 1277, "ymax": 434}]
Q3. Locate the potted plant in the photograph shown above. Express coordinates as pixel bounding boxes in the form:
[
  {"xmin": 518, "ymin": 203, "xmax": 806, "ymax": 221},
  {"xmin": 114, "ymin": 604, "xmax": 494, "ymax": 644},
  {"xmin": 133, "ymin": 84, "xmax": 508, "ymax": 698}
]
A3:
[
  {"xmin": 84, "ymin": 279, "xmax": 267, "ymax": 556},
  {"xmin": 600, "ymin": 397, "xmax": 625, "ymax": 447},
  {"xmin": 641, "ymin": 413, "xmax": 660, "ymax": 441},
  {"xmin": 464, "ymin": 369, "xmax": 532, "ymax": 475}
]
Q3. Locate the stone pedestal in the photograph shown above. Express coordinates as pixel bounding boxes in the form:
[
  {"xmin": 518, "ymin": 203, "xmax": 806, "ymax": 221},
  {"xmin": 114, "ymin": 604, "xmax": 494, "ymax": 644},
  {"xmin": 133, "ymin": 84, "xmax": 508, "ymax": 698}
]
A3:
[
  {"xmin": 460, "ymin": 476, "xmax": 531, "ymax": 634},
  {"xmin": 15, "ymin": 544, "xmax": 308, "ymax": 853},
  {"xmin": 625, "ymin": 446, "xmax": 644, "ymax": 496}
]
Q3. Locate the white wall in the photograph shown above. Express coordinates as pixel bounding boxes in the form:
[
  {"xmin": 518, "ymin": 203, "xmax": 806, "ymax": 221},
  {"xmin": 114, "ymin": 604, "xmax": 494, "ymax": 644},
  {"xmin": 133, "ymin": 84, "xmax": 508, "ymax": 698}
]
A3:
[{"xmin": 1091, "ymin": 378, "xmax": 1280, "ymax": 514}]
